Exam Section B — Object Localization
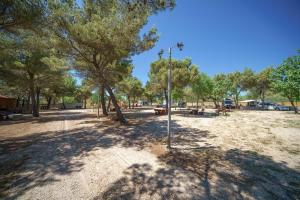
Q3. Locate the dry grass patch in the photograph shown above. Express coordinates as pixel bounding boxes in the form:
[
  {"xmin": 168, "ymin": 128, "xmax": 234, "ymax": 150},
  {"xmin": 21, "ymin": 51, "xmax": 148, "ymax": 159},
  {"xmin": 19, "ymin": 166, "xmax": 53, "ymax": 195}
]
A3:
[{"xmin": 148, "ymin": 142, "xmax": 167, "ymax": 157}]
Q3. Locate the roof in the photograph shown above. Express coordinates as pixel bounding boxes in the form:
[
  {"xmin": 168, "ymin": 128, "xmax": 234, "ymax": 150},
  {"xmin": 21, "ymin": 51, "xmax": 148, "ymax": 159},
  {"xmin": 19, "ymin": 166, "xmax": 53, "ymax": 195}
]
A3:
[
  {"xmin": 240, "ymin": 100, "xmax": 257, "ymax": 103},
  {"xmin": 0, "ymin": 95, "xmax": 16, "ymax": 99}
]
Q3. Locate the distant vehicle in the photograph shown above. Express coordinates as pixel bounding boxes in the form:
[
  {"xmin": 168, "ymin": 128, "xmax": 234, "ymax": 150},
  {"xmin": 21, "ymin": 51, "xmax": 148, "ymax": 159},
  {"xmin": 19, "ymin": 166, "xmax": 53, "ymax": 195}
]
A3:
[
  {"xmin": 177, "ymin": 102, "xmax": 186, "ymax": 108},
  {"xmin": 156, "ymin": 104, "xmax": 167, "ymax": 108},
  {"xmin": 223, "ymin": 98, "xmax": 233, "ymax": 108},
  {"xmin": 257, "ymin": 102, "xmax": 273, "ymax": 110},
  {"xmin": 257, "ymin": 102, "xmax": 290, "ymax": 111},
  {"xmin": 0, "ymin": 110, "xmax": 14, "ymax": 120},
  {"xmin": 272, "ymin": 104, "xmax": 290, "ymax": 111}
]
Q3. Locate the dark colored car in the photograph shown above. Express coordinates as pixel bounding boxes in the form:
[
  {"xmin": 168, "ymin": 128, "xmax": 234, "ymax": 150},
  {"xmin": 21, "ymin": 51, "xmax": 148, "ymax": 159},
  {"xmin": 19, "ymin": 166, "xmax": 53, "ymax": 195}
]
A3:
[
  {"xmin": 273, "ymin": 104, "xmax": 290, "ymax": 111},
  {"xmin": 0, "ymin": 110, "xmax": 14, "ymax": 120}
]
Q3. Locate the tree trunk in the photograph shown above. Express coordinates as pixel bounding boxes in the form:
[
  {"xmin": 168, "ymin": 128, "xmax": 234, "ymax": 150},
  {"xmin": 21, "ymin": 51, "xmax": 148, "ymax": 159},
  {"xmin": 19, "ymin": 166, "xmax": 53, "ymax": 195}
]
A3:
[
  {"xmin": 83, "ymin": 98, "xmax": 86, "ymax": 109},
  {"xmin": 21, "ymin": 98, "xmax": 25, "ymax": 112},
  {"xmin": 290, "ymin": 100, "xmax": 298, "ymax": 114},
  {"xmin": 132, "ymin": 97, "xmax": 135, "ymax": 109},
  {"xmin": 16, "ymin": 96, "xmax": 20, "ymax": 109},
  {"xmin": 47, "ymin": 96, "xmax": 52, "ymax": 110},
  {"xmin": 26, "ymin": 93, "xmax": 30, "ymax": 112},
  {"xmin": 196, "ymin": 96, "xmax": 199, "ymax": 109},
  {"xmin": 234, "ymin": 95, "xmax": 239, "ymax": 109},
  {"xmin": 105, "ymin": 84, "xmax": 127, "ymax": 124},
  {"xmin": 127, "ymin": 95, "xmax": 131, "ymax": 109},
  {"xmin": 36, "ymin": 87, "xmax": 40, "ymax": 117},
  {"xmin": 164, "ymin": 89, "xmax": 168, "ymax": 109},
  {"xmin": 29, "ymin": 77, "xmax": 38, "ymax": 117},
  {"xmin": 261, "ymin": 90, "xmax": 265, "ymax": 110},
  {"xmin": 212, "ymin": 99, "xmax": 218, "ymax": 108},
  {"xmin": 97, "ymin": 90, "xmax": 100, "ymax": 118},
  {"xmin": 101, "ymin": 85, "xmax": 108, "ymax": 116},
  {"xmin": 106, "ymin": 97, "xmax": 111, "ymax": 112},
  {"xmin": 62, "ymin": 97, "xmax": 66, "ymax": 109}
]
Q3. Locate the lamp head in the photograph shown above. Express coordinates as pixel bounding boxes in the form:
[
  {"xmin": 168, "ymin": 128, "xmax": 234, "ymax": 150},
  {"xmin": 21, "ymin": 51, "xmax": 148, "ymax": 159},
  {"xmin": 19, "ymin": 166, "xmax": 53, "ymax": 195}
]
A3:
[
  {"xmin": 158, "ymin": 49, "xmax": 164, "ymax": 59},
  {"xmin": 177, "ymin": 42, "xmax": 184, "ymax": 51}
]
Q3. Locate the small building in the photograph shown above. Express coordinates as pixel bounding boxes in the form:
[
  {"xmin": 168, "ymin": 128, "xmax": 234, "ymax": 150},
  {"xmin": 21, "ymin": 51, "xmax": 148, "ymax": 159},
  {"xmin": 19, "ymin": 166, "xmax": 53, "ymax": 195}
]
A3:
[
  {"xmin": 59, "ymin": 103, "xmax": 83, "ymax": 109},
  {"xmin": 0, "ymin": 95, "xmax": 17, "ymax": 111},
  {"xmin": 138, "ymin": 100, "xmax": 148, "ymax": 106},
  {"xmin": 239, "ymin": 99, "xmax": 257, "ymax": 107}
]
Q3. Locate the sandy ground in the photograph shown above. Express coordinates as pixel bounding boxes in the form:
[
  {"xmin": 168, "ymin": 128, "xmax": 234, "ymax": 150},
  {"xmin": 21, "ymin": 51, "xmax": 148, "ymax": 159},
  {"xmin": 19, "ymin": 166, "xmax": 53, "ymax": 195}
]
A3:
[{"xmin": 0, "ymin": 108, "xmax": 299, "ymax": 199}]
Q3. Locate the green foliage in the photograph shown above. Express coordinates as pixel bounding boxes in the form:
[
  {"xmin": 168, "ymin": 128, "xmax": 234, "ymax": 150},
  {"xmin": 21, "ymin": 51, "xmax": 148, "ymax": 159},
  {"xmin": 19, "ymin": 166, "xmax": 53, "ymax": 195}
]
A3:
[
  {"xmin": 227, "ymin": 68, "xmax": 256, "ymax": 106},
  {"xmin": 117, "ymin": 76, "xmax": 143, "ymax": 107},
  {"xmin": 0, "ymin": 29, "xmax": 66, "ymax": 116},
  {"xmin": 249, "ymin": 67, "xmax": 273, "ymax": 102},
  {"xmin": 143, "ymin": 81, "xmax": 156, "ymax": 104},
  {"xmin": 75, "ymin": 79, "xmax": 92, "ymax": 102},
  {"xmin": 172, "ymin": 88, "xmax": 184, "ymax": 102},
  {"xmin": 0, "ymin": 0, "xmax": 45, "ymax": 32},
  {"xmin": 211, "ymin": 73, "xmax": 230, "ymax": 103},
  {"xmin": 61, "ymin": 75, "xmax": 77, "ymax": 97},
  {"xmin": 191, "ymin": 73, "xmax": 213, "ymax": 101},
  {"xmin": 271, "ymin": 55, "xmax": 300, "ymax": 112},
  {"xmin": 149, "ymin": 58, "xmax": 198, "ymax": 93},
  {"xmin": 48, "ymin": 0, "xmax": 174, "ymax": 121},
  {"xmin": 50, "ymin": 0, "xmax": 170, "ymax": 81}
]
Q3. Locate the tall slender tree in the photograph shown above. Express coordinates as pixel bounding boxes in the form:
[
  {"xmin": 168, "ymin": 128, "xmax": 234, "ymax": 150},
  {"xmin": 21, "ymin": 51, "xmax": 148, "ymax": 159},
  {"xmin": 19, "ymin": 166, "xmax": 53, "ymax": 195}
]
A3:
[
  {"xmin": 253, "ymin": 67, "xmax": 273, "ymax": 109},
  {"xmin": 0, "ymin": 30, "xmax": 66, "ymax": 116},
  {"xmin": 227, "ymin": 68, "xmax": 256, "ymax": 108},
  {"xmin": 50, "ymin": 0, "xmax": 174, "ymax": 123},
  {"xmin": 191, "ymin": 73, "xmax": 213, "ymax": 109}
]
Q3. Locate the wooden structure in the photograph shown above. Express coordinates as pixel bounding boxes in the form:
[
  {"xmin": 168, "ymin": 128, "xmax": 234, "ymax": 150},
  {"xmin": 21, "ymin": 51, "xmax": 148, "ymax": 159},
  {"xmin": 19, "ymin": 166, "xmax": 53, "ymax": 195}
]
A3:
[
  {"xmin": 0, "ymin": 95, "xmax": 17, "ymax": 111},
  {"xmin": 154, "ymin": 107, "xmax": 168, "ymax": 115},
  {"xmin": 239, "ymin": 100, "xmax": 257, "ymax": 107},
  {"xmin": 215, "ymin": 107, "xmax": 230, "ymax": 116},
  {"xmin": 189, "ymin": 108, "xmax": 205, "ymax": 115}
]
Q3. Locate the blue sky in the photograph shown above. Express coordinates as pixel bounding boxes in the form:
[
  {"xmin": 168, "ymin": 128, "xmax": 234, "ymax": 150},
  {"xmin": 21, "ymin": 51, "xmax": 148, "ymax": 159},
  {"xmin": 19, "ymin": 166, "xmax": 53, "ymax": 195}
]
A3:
[{"xmin": 132, "ymin": 0, "xmax": 300, "ymax": 85}]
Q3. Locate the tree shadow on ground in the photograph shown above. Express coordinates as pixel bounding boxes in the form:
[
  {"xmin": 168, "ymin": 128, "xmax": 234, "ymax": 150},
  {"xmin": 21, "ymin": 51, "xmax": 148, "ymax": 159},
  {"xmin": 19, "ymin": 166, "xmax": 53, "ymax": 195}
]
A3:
[
  {"xmin": 0, "ymin": 112, "xmax": 209, "ymax": 199},
  {"xmin": 97, "ymin": 147, "xmax": 300, "ymax": 200},
  {"xmin": 0, "ymin": 126, "xmax": 114, "ymax": 199},
  {"xmin": 1, "ymin": 111, "xmax": 299, "ymax": 199}
]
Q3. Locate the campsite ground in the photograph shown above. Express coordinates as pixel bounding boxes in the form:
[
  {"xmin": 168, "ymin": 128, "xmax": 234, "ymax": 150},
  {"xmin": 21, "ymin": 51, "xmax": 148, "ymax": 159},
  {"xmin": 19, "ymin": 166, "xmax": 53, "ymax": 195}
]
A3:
[{"xmin": 0, "ymin": 108, "xmax": 299, "ymax": 199}]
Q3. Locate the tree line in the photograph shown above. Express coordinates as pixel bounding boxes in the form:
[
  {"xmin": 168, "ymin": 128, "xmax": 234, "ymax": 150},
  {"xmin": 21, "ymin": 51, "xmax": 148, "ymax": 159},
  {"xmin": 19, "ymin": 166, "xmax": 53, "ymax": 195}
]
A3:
[
  {"xmin": 0, "ymin": 0, "xmax": 299, "ymax": 123},
  {"xmin": 0, "ymin": 0, "xmax": 175, "ymax": 123},
  {"xmin": 145, "ymin": 52, "xmax": 300, "ymax": 114}
]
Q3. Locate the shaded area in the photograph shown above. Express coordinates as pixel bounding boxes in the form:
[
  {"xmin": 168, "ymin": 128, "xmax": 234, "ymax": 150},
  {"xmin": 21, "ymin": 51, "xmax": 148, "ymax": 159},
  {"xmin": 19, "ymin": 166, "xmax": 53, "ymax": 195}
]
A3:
[
  {"xmin": 98, "ymin": 148, "xmax": 300, "ymax": 200},
  {"xmin": 1, "ymin": 110, "xmax": 300, "ymax": 199},
  {"xmin": 0, "ymin": 111, "xmax": 207, "ymax": 199}
]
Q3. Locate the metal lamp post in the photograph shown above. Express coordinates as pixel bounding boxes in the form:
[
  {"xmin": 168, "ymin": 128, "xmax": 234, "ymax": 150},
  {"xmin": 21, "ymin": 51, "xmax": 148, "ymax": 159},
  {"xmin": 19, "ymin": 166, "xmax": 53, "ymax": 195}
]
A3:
[{"xmin": 160, "ymin": 42, "xmax": 184, "ymax": 149}]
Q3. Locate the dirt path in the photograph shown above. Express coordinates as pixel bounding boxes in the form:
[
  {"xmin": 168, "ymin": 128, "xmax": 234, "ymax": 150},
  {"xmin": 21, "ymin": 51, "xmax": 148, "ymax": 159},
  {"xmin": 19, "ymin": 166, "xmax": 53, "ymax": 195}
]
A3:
[
  {"xmin": 1, "ymin": 109, "xmax": 299, "ymax": 199},
  {"xmin": 0, "ymin": 110, "xmax": 163, "ymax": 200}
]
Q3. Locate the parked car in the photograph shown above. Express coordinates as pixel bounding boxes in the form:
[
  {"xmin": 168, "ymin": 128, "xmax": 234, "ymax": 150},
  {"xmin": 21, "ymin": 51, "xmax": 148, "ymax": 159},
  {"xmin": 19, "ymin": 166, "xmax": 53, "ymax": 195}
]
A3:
[
  {"xmin": 0, "ymin": 110, "xmax": 14, "ymax": 120},
  {"xmin": 257, "ymin": 102, "xmax": 273, "ymax": 110},
  {"xmin": 273, "ymin": 104, "xmax": 290, "ymax": 111},
  {"xmin": 257, "ymin": 102, "xmax": 290, "ymax": 111}
]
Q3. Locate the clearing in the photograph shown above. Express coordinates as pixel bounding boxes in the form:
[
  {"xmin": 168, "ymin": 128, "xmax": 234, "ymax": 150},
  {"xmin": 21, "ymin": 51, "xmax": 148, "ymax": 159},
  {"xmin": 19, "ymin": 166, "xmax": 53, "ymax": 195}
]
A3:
[{"xmin": 0, "ymin": 108, "xmax": 299, "ymax": 199}]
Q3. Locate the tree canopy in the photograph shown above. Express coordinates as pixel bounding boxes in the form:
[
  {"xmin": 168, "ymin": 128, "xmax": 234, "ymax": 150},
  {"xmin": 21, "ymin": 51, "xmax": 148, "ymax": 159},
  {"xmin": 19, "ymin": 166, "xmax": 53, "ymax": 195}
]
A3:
[
  {"xmin": 149, "ymin": 58, "xmax": 198, "ymax": 108},
  {"xmin": 271, "ymin": 55, "xmax": 300, "ymax": 113}
]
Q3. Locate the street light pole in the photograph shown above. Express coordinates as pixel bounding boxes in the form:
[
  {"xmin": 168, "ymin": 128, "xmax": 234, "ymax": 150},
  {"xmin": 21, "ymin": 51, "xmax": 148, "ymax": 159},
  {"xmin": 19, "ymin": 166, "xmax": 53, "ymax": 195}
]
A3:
[
  {"xmin": 167, "ymin": 47, "xmax": 172, "ymax": 149},
  {"xmin": 160, "ymin": 42, "xmax": 183, "ymax": 149}
]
